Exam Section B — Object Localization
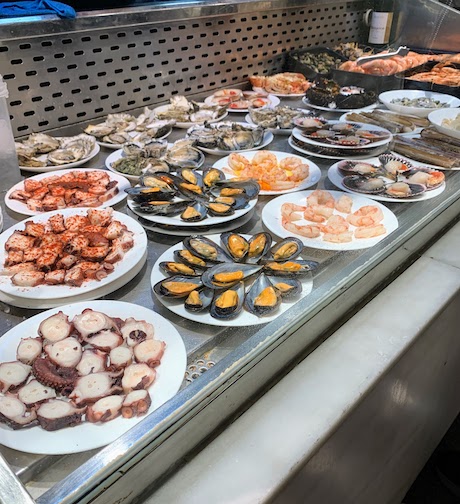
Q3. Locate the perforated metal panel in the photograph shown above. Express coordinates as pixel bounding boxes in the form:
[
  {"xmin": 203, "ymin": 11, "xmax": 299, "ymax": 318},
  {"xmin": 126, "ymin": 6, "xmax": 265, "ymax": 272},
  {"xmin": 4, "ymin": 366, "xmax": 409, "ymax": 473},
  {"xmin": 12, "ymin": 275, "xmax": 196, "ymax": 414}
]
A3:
[{"xmin": 0, "ymin": 1, "xmax": 366, "ymax": 136}]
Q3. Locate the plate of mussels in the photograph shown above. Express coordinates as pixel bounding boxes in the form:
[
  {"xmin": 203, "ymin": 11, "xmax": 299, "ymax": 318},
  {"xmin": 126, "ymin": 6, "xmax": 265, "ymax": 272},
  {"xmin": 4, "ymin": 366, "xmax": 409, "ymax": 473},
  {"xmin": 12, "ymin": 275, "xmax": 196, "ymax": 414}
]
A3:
[
  {"xmin": 186, "ymin": 121, "xmax": 274, "ymax": 155},
  {"xmin": 151, "ymin": 233, "xmax": 317, "ymax": 326},
  {"xmin": 327, "ymin": 155, "xmax": 446, "ymax": 203},
  {"xmin": 125, "ymin": 169, "xmax": 259, "ymax": 227}
]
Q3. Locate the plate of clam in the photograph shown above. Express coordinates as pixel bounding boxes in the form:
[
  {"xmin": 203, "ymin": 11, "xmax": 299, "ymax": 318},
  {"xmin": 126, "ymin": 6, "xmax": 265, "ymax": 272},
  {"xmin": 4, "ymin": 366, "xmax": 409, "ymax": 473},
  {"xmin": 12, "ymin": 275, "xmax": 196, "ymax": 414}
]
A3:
[
  {"xmin": 262, "ymin": 189, "xmax": 398, "ymax": 251},
  {"xmin": 327, "ymin": 155, "xmax": 446, "ymax": 203},
  {"xmin": 16, "ymin": 134, "xmax": 100, "ymax": 172},
  {"xmin": 0, "ymin": 300, "xmax": 186, "ymax": 454},
  {"xmin": 153, "ymin": 95, "xmax": 228, "ymax": 128},
  {"xmin": 151, "ymin": 233, "xmax": 317, "ymax": 326},
  {"xmin": 203, "ymin": 89, "xmax": 280, "ymax": 112},
  {"xmin": 125, "ymin": 169, "xmax": 259, "ymax": 227},
  {"xmin": 84, "ymin": 109, "xmax": 175, "ymax": 149},
  {"xmin": 105, "ymin": 139, "xmax": 205, "ymax": 182},
  {"xmin": 186, "ymin": 122, "xmax": 273, "ymax": 155}
]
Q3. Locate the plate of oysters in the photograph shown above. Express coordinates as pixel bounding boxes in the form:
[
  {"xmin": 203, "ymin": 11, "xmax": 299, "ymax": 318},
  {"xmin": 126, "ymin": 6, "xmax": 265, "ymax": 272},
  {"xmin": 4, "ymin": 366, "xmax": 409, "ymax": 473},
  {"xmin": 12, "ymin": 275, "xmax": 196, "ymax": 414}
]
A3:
[
  {"xmin": 327, "ymin": 154, "xmax": 446, "ymax": 203},
  {"xmin": 244, "ymin": 106, "xmax": 324, "ymax": 135},
  {"xmin": 151, "ymin": 233, "xmax": 317, "ymax": 326},
  {"xmin": 16, "ymin": 133, "xmax": 100, "ymax": 172},
  {"xmin": 203, "ymin": 89, "xmax": 280, "ymax": 112}
]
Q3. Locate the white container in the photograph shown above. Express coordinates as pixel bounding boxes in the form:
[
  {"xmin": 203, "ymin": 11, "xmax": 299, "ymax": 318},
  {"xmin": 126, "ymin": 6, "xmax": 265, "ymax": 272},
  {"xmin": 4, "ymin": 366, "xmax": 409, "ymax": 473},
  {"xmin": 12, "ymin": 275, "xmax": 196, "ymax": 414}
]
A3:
[{"xmin": 0, "ymin": 76, "xmax": 21, "ymax": 192}]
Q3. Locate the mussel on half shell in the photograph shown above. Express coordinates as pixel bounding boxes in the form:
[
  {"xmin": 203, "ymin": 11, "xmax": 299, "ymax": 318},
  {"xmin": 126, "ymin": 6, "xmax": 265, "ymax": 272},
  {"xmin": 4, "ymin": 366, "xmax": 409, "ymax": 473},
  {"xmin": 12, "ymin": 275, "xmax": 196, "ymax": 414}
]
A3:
[
  {"xmin": 180, "ymin": 201, "xmax": 208, "ymax": 222},
  {"xmin": 206, "ymin": 202, "xmax": 235, "ymax": 217},
  {"xmin": 153, "ymin": 275, "xmax": 202, "ymax": 298},
  {"xmin": 244, "ymin": 273, "xmax": 281, "ymax": 317},
  {"xmin": 220, "ymin": 233, "xmax": 250, "ymax": 262},
  {"xmin": 173, "ymin": 249, "xmax": 209, "ymax": 269},
  {"xmin": 184, "ymin": 288, "xmax": 214, "ymax": 312},
  {"xmin": 201, "ymin": 263, "xmax": 263, "ymax": 289},
  {"xmin": 270, "ymin": 277, "xmax": 302, "ymax": 299},
  {"xmin": 202, "ymin": 167, "xmax": 225, "ymax": 189},
  {"xmin": 210, "ymin": 282, "xmax": 245, "ymax": 319},
  {"xmin": 246, "ymin": 232, "xmax": 272, "ymax": 264},
  {"xmin": 159, "ymin": 262, "xmax": 200, "ymax": 276},
  {"xmin": 125, "ymin": 186, "xmax": 176, "ymax": 203},
  {"xmin": 270, "ymin": 237, "xmax": 304, "ymax": 262},
  {"xmin": 183, "ymin": 236, "xmax": 231, "ymax": 263},
  {"xmin": 210, "ymin": 180, "xmax": 260, "ymax": 200},
  {"xmin": 264, "ymin": 259, "xmax": 318, "ymax": 277},
  {"xmin": 137, "ymin": 200, "xmax": 191, "ymax": 216}
]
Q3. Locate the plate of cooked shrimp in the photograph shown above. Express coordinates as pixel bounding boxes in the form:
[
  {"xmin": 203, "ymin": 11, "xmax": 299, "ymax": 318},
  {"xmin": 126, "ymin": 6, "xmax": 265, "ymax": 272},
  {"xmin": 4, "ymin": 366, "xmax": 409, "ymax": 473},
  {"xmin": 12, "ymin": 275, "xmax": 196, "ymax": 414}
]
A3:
[{"xmin": 262, "ymin": 189, "xmax": 398, "ymax": 250}]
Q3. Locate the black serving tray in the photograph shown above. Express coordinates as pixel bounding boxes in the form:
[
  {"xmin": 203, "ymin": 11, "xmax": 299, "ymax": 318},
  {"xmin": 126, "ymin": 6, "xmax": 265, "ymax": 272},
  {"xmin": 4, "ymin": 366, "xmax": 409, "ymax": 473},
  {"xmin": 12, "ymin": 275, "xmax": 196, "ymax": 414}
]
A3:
[{"xmin": 285, "ymin": 47, "xmax": 347, "ymax": 79}]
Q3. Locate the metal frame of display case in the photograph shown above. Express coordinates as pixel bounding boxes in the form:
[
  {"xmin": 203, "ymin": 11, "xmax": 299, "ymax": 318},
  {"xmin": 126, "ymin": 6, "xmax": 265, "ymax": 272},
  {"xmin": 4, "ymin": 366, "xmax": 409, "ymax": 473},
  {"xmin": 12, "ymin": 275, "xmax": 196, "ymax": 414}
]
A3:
[{"xmin": 0, "ymin": 0, "xmax": 459, "ymax": 503}]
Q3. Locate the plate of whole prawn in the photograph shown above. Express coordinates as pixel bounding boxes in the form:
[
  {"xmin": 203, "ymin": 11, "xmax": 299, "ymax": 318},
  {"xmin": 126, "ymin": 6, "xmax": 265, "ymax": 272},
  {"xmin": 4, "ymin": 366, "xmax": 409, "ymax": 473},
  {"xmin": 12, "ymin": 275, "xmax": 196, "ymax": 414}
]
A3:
[
  {"xmin": 5, "ymin": 169, "xmax": 131, "ymax": 216},
  {"xmin": 327, "ymin": 155, "xmax": 446, "ymax": 203},
  {"xmin": 262, "ymin": 189, "xmax": 399, "ymax": 251},
  {"xmin": 212, "ymin": 151, "xmax": 321, "ymax": 195}
]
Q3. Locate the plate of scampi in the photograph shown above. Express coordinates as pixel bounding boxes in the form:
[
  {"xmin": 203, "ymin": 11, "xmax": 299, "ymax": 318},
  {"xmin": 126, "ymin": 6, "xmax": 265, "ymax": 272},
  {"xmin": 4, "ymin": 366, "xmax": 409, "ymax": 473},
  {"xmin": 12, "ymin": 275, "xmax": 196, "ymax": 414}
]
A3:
[
  {"xmin": 327, "ymin": 154, "xmax": 446, "ymax": 203},
  {"xmin": 151, "ymin": 233, "xmax": 317, "ymax": 327}
]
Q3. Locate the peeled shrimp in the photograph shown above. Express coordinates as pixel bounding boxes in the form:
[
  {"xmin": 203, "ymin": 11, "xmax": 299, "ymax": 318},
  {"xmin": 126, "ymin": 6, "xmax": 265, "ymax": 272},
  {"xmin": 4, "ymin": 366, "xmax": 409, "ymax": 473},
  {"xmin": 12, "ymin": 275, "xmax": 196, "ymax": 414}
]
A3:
[
  {"xmin": 335, "ymin": 195, "xmax": 353, "ymax": 214},
  {"xmin": 323, "ymin": 231, "xmax": 353, "ymax": 243},
  {"xmin": 252, "ymin": 151, "xmax": 278, "ymax": 171},
  {"xmin": 228, "ymin": 153, "xmax": 251, "ymax": 172},
  {"xmin": 320, "ymin": 215, "xmax": 350, "ymax": 235},
  {"xmin": 354, "ymin": 224, "xmax": 386, "ymax": 239},
  {"xmin": 281, "ymin": 203, "xmax": 306, "ymax": 222},
  {"xmin": 303, "ymin": 204, "xmax": 334, "ymax": 223},
  {"xmin": 307, "ymin": 190, "xmax": 335, "ymax": 208},
  {"xmin": 347, "ymin": 206, "xmax": 384, "ymax": 227},
  {"xmin": 280, "ymin": 157, "xmax": 310, "ymax": 182},
  {"xmin": 282, "ymin": 218, "xmax": 321, "ymax": 238}
]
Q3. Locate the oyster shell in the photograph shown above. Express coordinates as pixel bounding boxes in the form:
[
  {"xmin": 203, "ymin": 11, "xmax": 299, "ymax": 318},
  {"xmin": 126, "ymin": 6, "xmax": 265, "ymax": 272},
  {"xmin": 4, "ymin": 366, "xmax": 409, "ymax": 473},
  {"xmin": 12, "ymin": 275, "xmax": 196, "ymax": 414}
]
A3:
[
  {"xmin": 84, "ymin": 124, "xmax": 116, "ymax": 138},
  {"xmin": 102, "ymin": 132, "xmax": 132, "ymax": 145},
  {"xmin": 23, "ymin": 133, "xmax": 60, "ymax": 154}
]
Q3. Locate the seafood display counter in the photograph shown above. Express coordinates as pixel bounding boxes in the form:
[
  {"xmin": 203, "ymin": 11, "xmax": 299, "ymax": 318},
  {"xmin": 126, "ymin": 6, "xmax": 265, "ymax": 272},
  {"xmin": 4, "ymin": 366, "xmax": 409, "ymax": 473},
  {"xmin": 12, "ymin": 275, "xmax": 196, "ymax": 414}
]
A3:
[{"xmin": 0, "ymin": 1, "xmax": 459, "ymax": 503}]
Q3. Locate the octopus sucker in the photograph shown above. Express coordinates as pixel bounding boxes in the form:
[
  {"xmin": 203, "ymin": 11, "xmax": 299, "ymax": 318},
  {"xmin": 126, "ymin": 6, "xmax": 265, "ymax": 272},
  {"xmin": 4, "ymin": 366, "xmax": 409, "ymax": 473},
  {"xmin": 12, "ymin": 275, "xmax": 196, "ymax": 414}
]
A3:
[
  {"xmin": 32, "ymin": 357, "xmax": 78, "ymax": 392},
  {"xmin": 0, "ymin": 361, "xmax": 31, "ymax": 393},
  {"xmin": 86, "ymin": 395, "xmax": 124, "ymax": 423},
  {"xmin": 0, "ymin": 395, "xmax": 38, "ymax": 430},
  {"xmin": 134, "ymin": 340, "xmax": 166, "ymax": 368},
  {"xmin": 36, "ymin": 399, "xmax": 86, "ymax": 431},
  {"xmin": 122, "ymin": 390, "xmax": 152, "ymax": 418}
]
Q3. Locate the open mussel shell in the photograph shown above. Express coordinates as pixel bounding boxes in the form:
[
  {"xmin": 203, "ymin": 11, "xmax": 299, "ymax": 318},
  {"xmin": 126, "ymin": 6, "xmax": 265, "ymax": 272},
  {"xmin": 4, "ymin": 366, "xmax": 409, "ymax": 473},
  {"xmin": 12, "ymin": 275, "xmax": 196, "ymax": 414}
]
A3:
[
  {"xmin": 125, "ymin": 185, "xmax": 176, "ymax": 203},
  {"xmin": 270, "ymin": 276, "xmax": 302, "ymax": 299},
  {"xmin": 220, "ymin": 232, "xmax": 250, "ymax": 262},
  {"xmin": 159, "ymin": 261, "xmax": 200, "ymax": 277},
  {"xmin": 342, "ymin": 175, "xmax": 386, "ymax": 195},
  {"xmin": 337, "ymin": 160, "xmax": 382, "ymax": 177},
  {"xmin": 177, "ymin": 167, "xmax": 203, "ymax": 187},
  {"xmin": 184, "ymin": 287, "xmax": 214, "ymax": 312},
  {"xmin": 384, "ymin": 181, "xmax": 426, "ymax": 199},
  {"xmin": 213, "ymin": 194, "xmax": 250, "ymax": 210},
  {"xmin": 206, "ymin": 201, "xmax": 235, "ymax": 217},
  {"xmin": 140, "ymin": 172, "xmax": 176, "ymax": 190},
  {"xmin": 183, "ymin": 235, "xmax": 231, "ymax": 263},
  {"xmin": 202, "ymin": 167, "xmax": 225, "ymax": 189},
  {"xmin": 153, "ymin": 275, "xmax": 202, "ymax": 298},
  {"xmin": 263, "ymin": 259, "xmax": 318, "ymax": 277},
  {"xmin": 270, "ymin": 237, "xmax": 304, "ymax": 262},
  {"xmin": 173, "ymin": 249, "xmax": 210, "ymax": 270},
  {"xmin": 180, "ymin": 201, "xmax": 208, "ymax": 222},
  {"xmin": 202, "ymin": 262, "xmax": 263, "ymax": 289},
  {"xmin": 210, "ymin": 282, "xmax": 245, "ymax": 320},
  {"xmin": 137, "ymin": 199, "xmax": 191, "ymax": 216},
  {"xmin": 210, "ymin": 180, "xmax": 260, "ymax": 200},
  {"xmin": 244, "ymin": 273, "xmax": 281, "ymax": 317},
  {"xmin": 176, "ymin": 180, "xmax": 207, "ymax": 200},
  {"xmin": 246, "ymin": 232, "xmax": 272, "ymax": 264}
]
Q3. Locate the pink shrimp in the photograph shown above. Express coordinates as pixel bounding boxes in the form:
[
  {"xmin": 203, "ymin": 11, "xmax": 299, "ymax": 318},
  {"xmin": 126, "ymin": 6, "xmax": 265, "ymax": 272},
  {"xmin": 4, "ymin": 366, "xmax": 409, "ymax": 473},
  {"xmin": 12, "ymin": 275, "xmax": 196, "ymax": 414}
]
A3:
[
  {"xmin": 347, "ymin": 206, "xmax": 384, "ymax": 227},
  {"xmin": 354, "ymin": 224, "xmax": 386, "ymax": 239},
  {"xmin": 228, "ymin": 153, "xmax": 251, "ymax": 172},
  {"xmin": 320, "ymin": 215, "xmax": 350, "ymax": 235},
  {"xmin": 281, "ymin": 202, "xmax": 306, "ymax": 222},
  {"xmin": 303, "ymin": 204, "xmax": 334, "ymax": 223},
  {"xmin": 323, "ymin": 231, "xmax": 353, "ymax": 243},
  {"xmin": 282, "ymin": 218, "xmax": 321, "ymax": 238},
  {"xmin": 307, "ymin": 190, "xmax": 335, "ymax": 208},
  {"xmin": 335, "ymin": 195, "xmax": 353, "ymax": 214}
]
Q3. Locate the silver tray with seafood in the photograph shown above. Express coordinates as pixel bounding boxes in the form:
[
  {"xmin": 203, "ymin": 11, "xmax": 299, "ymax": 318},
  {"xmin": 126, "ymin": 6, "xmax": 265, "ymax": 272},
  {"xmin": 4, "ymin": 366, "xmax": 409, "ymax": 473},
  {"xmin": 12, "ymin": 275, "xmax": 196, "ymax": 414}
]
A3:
[
  {"xmin": 84, "ymin": 109, "xmax": 174, "ymax": 149},
  {"xmin": 186, "ymin": 121, "xmax": 274, "ymax": 155},
  {"xmin": 151, "ymin": 233, "xmax": 317, "ymax": 326},
  {"xmin": 16, "ymin": 134, "xmax": 100, "ymax": 172},
  {"xmin": 327, "ymin": 155, "xmax": 446, "ymax": 203},
  {"xmin": 105, "ymin": 139, "xmax": 205, "ymax": 182},
  {"xmin": 125, "ymin": 168, "xmax": 258, "ymax": 227}
]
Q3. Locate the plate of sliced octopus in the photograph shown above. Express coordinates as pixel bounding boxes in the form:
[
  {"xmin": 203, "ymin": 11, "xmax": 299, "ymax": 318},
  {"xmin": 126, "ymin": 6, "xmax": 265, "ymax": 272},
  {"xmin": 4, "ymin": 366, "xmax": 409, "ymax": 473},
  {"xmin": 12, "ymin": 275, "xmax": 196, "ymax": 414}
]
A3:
[
  {"xmin": 0, "ymin": 208, "xmax": 147, "ymax": 301},
  {"xmin": 0, "ymin": 300, "xmax": 186, "ymax": 454},
  {"xmin": 5, "ymin": 169, "xmax": 131, "ymax": 216},
  {"xmin": 262, "ymin": 189, "xmax": 399, "ymax": 251}
]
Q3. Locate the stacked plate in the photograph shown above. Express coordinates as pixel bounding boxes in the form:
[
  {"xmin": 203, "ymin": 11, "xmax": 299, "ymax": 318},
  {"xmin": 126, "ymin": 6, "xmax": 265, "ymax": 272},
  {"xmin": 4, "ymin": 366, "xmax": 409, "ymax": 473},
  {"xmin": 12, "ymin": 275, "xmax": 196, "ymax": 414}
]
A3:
[
  {"xmin": 289, "ymin": 120, "xmax": 393, "ymax": 160},
  {"xmin": 0, "ymin": 209, "xmax": 147, "ymax": 309}
]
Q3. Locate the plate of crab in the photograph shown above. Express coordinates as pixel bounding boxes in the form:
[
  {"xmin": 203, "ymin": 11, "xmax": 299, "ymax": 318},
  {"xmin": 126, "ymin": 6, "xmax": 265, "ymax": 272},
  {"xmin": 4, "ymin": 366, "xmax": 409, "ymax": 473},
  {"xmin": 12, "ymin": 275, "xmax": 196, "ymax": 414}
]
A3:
[
  {"xmin": 212, "ymin": 150, "xmax": 321, "ymax": 195},
  {"xmin": 327, "ymin": 154, "xmax": 446, "ymax": 203},
  {"xmin": 151, "ymin": 233, "xmax": 318, "ymax": 326},
  {"xmin": 0, "ymin": 300, "xmax": 186, "ymax": 454},
  {"xmin": 262, "ymin": 189, "xmax": 399, "ymax": 251}
]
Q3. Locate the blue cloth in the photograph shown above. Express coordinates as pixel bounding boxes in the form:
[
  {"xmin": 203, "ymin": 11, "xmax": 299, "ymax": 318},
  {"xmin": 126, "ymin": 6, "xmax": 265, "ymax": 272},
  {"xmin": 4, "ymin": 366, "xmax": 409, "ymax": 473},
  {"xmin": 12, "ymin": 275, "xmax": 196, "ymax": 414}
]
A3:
[{"xmin": 0, "ymin": 1, "xmax": 76, "ymax": 18}]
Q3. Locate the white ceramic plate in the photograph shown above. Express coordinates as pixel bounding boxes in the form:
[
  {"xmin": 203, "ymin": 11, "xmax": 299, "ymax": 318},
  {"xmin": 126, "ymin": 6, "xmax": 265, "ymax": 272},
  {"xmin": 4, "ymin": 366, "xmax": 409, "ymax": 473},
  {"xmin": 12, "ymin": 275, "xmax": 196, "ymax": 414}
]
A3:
[
  {"xmin": 152, "ymin": 104, "xmax": 228, "ymax": 129},
  {"xmin": 262, "ymin": 190, "xmax": 398, "ymax": 251},
  {"xmin": 195, "ymin": 130, "xmax": 274, "ymax": 156},
  {"xmin": 212, "ymin": 150, "xmax": 321, "ymax": 195},
  {"xmin": 204, "ymin": 93, "xmax": 280, "ymax": 112},
  {"xmin": 428, "ymin": 108, "xmax": 460, "ymax": 140},
  {"xmin": 5, "ymin": 169, "xmax": 131, "ymax": 216},
  {"xmin": 338, "ymin": 110, "xmax": 424, "ymax": 136},
  {"xmin": 127, "ymin": 196, "xmax": 257, "ymax": 227},
  {"xmin": 327, "ymin": 159, "xmax": 446, "ymax": 203},
  {"xmin": 97, "ymin": 127, "xmax": 173, "ymax": 149},
  {"xmin": 105, "ymin": 148, "xmax": 205, "ymax": 182},
  {"xmin": 19, "ymin": 143, "xmax": 100, "ymax": 173},
  {"xmin": 379, "ymin": 90, "xmax": 460, "ymax": 118},
  {"xmin": 302, "ymin": 96, "xmax": 377, "ymax": 113},
  {"xmin": 288, "ymin": 136, "xmax": 383, "ymax": 161},
  {"xmin": 0, "ymin": 209, "xmax": 147, "ymax": 300},
  {"xmin": 0, "ymin": 300, "xmax": 186, "ymax": 455},
  {"xmin": 127, "ymin": 207, "xmax": 255, "ymax": 236},
  {"xmin": 292, "ymin": 123, "xmax": 393, "ymax": 150},
  {"xmin": 151, "ymin": 234, "xmax": 313, "ymax": 327}
]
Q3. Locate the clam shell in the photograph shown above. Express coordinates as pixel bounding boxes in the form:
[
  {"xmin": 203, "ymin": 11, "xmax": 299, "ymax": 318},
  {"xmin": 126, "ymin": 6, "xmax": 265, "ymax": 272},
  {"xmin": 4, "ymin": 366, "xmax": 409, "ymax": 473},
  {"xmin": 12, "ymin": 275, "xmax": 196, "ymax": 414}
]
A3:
[
  {"xmin": 210, "ymin": 282, "xmax": 245, "ymax": 320},
  {"xmin": 270, "ymin": 237, "xmax": 303, "ymax": 262},
  {"xmin": 201, "ymin": 262, "xmax": 263, "ymax": 289},
  {"xmin": 244, "ymin": 273, "xmax": 281, "ymax": 317},
  {"xmin": 153, "ymin": 275, "xmax": 202, "ymax": 298}
]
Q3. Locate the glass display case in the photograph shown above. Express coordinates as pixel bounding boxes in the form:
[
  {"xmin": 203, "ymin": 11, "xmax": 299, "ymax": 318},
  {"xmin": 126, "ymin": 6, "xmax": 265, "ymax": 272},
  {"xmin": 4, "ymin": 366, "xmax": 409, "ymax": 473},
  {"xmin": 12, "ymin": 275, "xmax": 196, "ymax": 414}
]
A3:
[{"xmin": 0, "ymin": 0, "xmax": 459, "ymax": 502}]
